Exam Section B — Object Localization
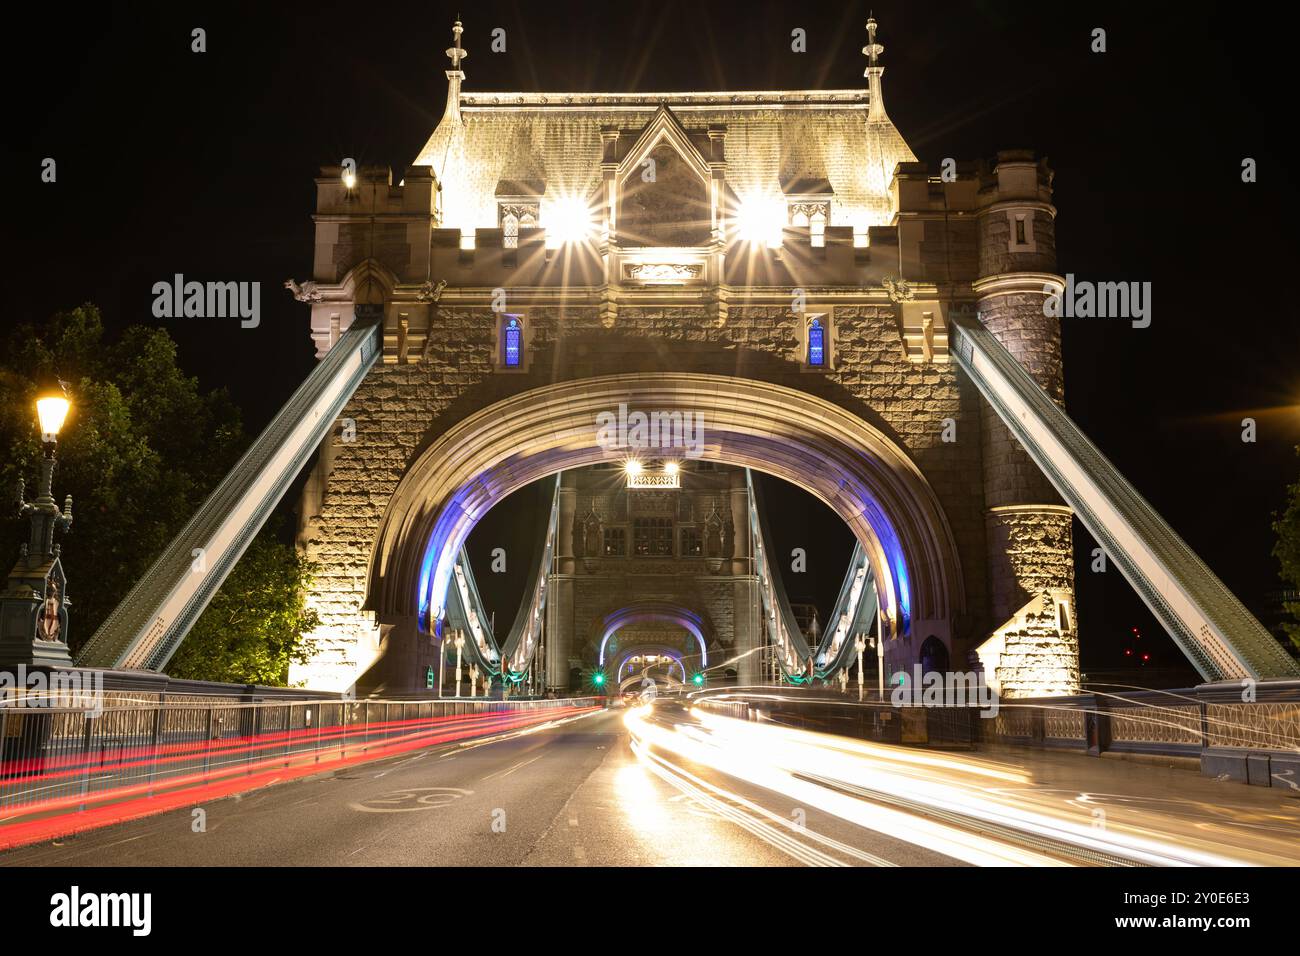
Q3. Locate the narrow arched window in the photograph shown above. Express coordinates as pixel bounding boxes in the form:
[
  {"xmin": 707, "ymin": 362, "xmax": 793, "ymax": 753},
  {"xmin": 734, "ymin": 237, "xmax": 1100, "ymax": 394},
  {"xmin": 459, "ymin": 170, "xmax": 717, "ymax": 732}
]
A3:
[
  {"xmin": 503, "ymin": 317, "xmax": 522, "ymax": 367},
  {"xmin": 810, "ymin": 209, "xmax": 827, "ymax": 248},
  {"xmin": 807, "ymin": 317, "xmax": 825, "ymax": 366}
]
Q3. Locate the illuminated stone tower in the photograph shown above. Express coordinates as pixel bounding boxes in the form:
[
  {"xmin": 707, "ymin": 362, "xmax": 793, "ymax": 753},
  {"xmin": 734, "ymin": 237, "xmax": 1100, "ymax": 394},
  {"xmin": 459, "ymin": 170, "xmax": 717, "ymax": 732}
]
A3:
[
  {"xmin": 972, "ymin": 152, "xmax": 1078, "ymax": 695},
  {"xmin": 285, "ymin": 18, "xmax": 1081, "ymax": 697}
]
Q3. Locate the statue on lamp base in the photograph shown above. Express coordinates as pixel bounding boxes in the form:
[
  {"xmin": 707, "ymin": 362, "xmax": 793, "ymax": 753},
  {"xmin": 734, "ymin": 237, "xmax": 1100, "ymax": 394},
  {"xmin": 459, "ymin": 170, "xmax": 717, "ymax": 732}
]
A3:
[{"xmin": 0, "ymin": 554, "xmax": 73, "ymax": 667}]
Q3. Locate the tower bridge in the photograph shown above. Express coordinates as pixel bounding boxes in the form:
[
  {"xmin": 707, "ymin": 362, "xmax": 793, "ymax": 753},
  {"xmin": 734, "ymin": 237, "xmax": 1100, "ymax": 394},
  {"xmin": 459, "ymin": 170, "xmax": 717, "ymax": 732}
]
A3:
[{"xmin": 73, "ymin": 17, "xmax": 1299, "ymax": 700}]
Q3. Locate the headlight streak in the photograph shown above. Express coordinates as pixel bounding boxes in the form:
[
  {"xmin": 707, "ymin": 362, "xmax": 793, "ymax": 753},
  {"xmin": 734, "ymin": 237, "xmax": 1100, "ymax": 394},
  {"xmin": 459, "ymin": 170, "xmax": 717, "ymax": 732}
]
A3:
[
  {"xmin": 630, "ymin": 737, "xmax": 854, "ymax": 866},
  {"xmin": 686, "ymin": 711, "xmax": 1249, "ymax": 867},
  {"xmin": 624, "ymin": 707, "xmax": 1063, "ymax": 866},
  {"xmin": 628, "ymin": 708, "xmax": 1262, "ymax": 867},
  {"xmin": 689, "ymin": 705, "xmax": 1031, "ymax": 783},
  {"xmin": 630, "ymin": 736, "xmax": 896, "ymax": 867},
  {"xmin": 693, "ymin": 688, "xmax": 1300, "ymax": 776}
]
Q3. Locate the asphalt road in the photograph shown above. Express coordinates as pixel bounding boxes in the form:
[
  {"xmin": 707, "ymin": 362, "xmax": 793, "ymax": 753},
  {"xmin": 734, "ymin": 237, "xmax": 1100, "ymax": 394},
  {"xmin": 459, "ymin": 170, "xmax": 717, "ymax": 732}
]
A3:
[
  {"xmin": 10, "ymin": 701, "xmax": 1295, "ymax": 867},
  {"xmin": 0, "ymin": 706, "xmax": 953, "ymax": 866}
]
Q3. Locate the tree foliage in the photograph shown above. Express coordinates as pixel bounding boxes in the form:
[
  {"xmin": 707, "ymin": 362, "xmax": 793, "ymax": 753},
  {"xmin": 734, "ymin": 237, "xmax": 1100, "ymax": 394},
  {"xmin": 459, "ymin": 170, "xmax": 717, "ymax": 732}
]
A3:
[
  {"xmin": 1273, "ymin": 446, "xmax": 1300, "ymax": 652},
  {"xmin": 167, "ymin": 523, "xmax": 319, "ymax": 685},
  {"xmin": 0, "ymin": 304, "xmax": 316, "ymax": 683}
]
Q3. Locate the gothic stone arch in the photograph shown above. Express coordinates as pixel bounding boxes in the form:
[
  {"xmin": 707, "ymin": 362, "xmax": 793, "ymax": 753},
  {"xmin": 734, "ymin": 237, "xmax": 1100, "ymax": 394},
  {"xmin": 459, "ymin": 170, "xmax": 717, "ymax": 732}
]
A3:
[{"xmin": 296, "ymin": 329, "xmax": 973, "ymax": 691}]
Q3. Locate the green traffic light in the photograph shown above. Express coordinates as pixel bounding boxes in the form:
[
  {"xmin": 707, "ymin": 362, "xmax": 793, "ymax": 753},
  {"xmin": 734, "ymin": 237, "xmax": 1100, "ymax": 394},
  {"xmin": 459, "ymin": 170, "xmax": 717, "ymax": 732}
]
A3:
[
  {"xmin": 593, "ymin": 672, "xmax": 605, "ymax": 686},
  {"xmin": 692, "ymin": 673, "xmax": 704, "ymax": 686}
]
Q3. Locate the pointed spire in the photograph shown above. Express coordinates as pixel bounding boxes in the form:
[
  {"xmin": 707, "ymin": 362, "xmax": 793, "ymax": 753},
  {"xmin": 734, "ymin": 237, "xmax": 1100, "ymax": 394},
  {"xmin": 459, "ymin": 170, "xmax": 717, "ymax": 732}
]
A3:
[
  {"xmin": 863, "ymin": 15, "xmax": 890, "ymax": 122},
  {"xmin": 443, "ymin": 19, "xmax": 468, "ymax": 124}
]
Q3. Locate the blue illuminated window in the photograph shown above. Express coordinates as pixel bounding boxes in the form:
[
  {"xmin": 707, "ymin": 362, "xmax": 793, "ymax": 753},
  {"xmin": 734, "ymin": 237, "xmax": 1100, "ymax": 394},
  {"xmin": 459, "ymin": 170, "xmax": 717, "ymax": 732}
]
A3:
[
  {"xmin": 807, "ymin": 317, "xmax": 825, "ymax": 366},
  {"xmin": 503, "ymin": 317, "xmax": 522, "ymax": 367}
]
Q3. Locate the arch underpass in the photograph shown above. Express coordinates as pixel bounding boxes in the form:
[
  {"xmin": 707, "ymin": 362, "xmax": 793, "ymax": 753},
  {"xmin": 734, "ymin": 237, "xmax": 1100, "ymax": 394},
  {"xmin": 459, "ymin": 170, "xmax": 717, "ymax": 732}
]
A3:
[{"xmin": 366, "ymin": 372, "xmax": 966, "ymax": 690}]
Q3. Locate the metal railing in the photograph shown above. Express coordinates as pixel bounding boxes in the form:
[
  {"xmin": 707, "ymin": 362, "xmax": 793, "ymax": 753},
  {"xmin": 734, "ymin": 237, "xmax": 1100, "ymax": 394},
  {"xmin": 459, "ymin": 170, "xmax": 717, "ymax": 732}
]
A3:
[
  {"xmin": 694, "ymin": 680, "xmax": 1300, "ymax": 789},
  {"xmin": 0, "ymin": 696, "xmax": 601, "ymax": 818}
]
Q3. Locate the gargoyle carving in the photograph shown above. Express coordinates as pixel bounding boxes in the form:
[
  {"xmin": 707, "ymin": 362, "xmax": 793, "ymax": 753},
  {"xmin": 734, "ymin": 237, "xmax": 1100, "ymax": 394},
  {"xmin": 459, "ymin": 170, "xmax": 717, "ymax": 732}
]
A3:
[
  {"xmin": 417, "ymin": 278, "xmax": 448, "ymax": 304},
  {"xmin": 882, "ymin": 276, "xmax": 915, "ymax": 303},
  {"xmin": 284, "ymin": 279, "xmax": 324, "ymax": 303}
]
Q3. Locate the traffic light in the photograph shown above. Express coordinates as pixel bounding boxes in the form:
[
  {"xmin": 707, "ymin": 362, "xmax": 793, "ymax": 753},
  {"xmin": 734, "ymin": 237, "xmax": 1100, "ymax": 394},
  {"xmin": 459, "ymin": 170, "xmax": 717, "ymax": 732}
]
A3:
[
  {"xmin": 692, "ymin": 673, "xmax": 704, "ymax": 686},
  {"xmin": 592, "ymin": 671, "xmax": 606, "ymax": 687}
]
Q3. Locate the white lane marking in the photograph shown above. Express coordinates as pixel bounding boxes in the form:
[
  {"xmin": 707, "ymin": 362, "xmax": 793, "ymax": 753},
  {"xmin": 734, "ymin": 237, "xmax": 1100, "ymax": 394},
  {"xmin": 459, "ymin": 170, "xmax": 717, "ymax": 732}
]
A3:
[
  {"xmin": 483, "ymin": 754, "xmax": 544, "ymax": 781},
  {"xmin": 440, "ymin": 707, "xmax": 607, "ymax": 759},
  {"xmin": 373, "ymin": 750, "xmax": 431, "ymax": 779}
]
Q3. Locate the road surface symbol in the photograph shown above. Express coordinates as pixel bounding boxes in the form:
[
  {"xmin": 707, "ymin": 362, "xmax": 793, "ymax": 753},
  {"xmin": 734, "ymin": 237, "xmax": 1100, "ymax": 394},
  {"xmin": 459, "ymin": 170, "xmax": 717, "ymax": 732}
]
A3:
[{"xmin": 349, "ymin": 787, "xmax": 472, "ymax": 813}]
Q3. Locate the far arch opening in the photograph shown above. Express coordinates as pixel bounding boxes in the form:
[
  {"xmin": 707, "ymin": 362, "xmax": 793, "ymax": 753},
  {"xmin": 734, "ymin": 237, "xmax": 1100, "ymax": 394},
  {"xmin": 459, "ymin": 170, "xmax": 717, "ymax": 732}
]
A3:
[{"xmin": 598, "ymin": 603, "xmax": 709, "ymax": 669}]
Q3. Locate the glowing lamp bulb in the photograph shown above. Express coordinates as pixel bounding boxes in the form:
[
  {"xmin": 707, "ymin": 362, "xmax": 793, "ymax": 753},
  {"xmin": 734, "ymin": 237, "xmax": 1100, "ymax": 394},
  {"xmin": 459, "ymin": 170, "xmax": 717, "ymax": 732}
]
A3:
[
  {"xmin": 624, "ymin": 460, "xmax": 643, "ymax": 477},
  {"xmin": 36, "ymin": 394, "xmax": 70, "ymax": 441},
  {"xmin": 545, "ymin": 196, "xmax": 594, "ymax": 247},
  {"xmin": 342, "ymin": 171, "xmax": 357, "ymax": 189},
  {"xmin": 664, "ymin": 461, "xmax": 679, "ymax": 476},
  {"xmin": 736, "ymin": 196, "xmax": 785, "ymax": 247}
]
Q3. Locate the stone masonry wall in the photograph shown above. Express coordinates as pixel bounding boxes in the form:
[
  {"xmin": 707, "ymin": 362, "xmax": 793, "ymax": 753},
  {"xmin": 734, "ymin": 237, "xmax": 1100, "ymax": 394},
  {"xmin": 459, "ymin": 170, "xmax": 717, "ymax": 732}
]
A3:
[
  {"xmin": 977, "ymin": 291, "xmax": 1064, "ymax": 401},
  {"xmin": 993, "ymin": 592, "xmax": 1080, "ymax": 698},
  {"xmin": 978, "ymin": 209, "xmax": 1057, "ymax": 278},
  {"xmin": 985, "ymin": 508, "xmax": 1073, "ymax": 626},
  {"xmin": 564, "ymin": 570, "xmax": 743, "ymax": 659}
]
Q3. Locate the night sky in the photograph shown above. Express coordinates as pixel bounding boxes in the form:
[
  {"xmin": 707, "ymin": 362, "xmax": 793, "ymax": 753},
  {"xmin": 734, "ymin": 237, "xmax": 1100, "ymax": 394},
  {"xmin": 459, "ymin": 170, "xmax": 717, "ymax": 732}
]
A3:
[{"xmin": 8, "ymin": 2, "xmax": 1298, "ymax": 677}]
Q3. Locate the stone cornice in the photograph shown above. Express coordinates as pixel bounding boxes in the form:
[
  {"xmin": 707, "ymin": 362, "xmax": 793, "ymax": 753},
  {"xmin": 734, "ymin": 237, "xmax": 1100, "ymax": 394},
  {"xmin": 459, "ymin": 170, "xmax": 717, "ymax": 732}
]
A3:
[
  {"xmin": 460, "ymin": 90, "xmax": 871, "ymax": 112},
  {"xmin": 311, "ymin": 282, "xmax": 921, "ymax": 310},
  {"xmin": 978, "ymin": 198, "xmax": 1057, "ymax": 218},
  {"xmin": 987, "ymin": 504, "xmax": 1074, "ymax": 517},
  {"xmin": 972, "ymin": 272, "xmax": 1064, "ymax": 297}
]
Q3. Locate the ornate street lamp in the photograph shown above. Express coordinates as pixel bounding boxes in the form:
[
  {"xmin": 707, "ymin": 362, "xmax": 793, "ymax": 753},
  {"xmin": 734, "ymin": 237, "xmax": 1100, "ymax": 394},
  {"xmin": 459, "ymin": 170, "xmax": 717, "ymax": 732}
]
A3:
[{"xmin": 0, "ymin": 387, "xmax": 75, "ymax": 666}]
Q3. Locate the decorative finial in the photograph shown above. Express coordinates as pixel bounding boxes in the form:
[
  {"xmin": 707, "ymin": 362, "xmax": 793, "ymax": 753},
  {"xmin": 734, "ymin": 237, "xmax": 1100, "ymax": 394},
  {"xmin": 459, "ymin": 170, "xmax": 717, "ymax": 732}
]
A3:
[
  {"xmin": 446, "ymin": 19, "xmax": 466, "ymax": 70},
  {"xmin": 442, "ymin": 19, "xmax": 469, "ymax": 124},
  {"xmin": 865, "ymin": 16, "xmax": 881, "ymax": 68},
  {"xmin": 863, "ymin": 16, "xmax": 890, "ymax": 122}
]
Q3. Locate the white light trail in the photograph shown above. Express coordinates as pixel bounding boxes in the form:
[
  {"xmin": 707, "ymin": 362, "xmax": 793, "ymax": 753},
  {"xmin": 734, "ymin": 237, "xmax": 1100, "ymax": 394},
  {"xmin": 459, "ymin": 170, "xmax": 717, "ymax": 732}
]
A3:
[{"xmin": 625, "ymin": 708, "xmax": 1257, "ymax": 867}]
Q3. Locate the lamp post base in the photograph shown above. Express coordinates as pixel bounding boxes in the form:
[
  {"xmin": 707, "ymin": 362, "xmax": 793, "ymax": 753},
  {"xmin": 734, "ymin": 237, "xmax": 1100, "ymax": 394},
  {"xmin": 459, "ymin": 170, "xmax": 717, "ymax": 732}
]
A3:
[
  {"xmin": 0, "ymin": 634, "xmax": 74, "ymax": 668},
  {"xmin": 0, "ymin": 555, "xmax": 73, "ymax": 669}
]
